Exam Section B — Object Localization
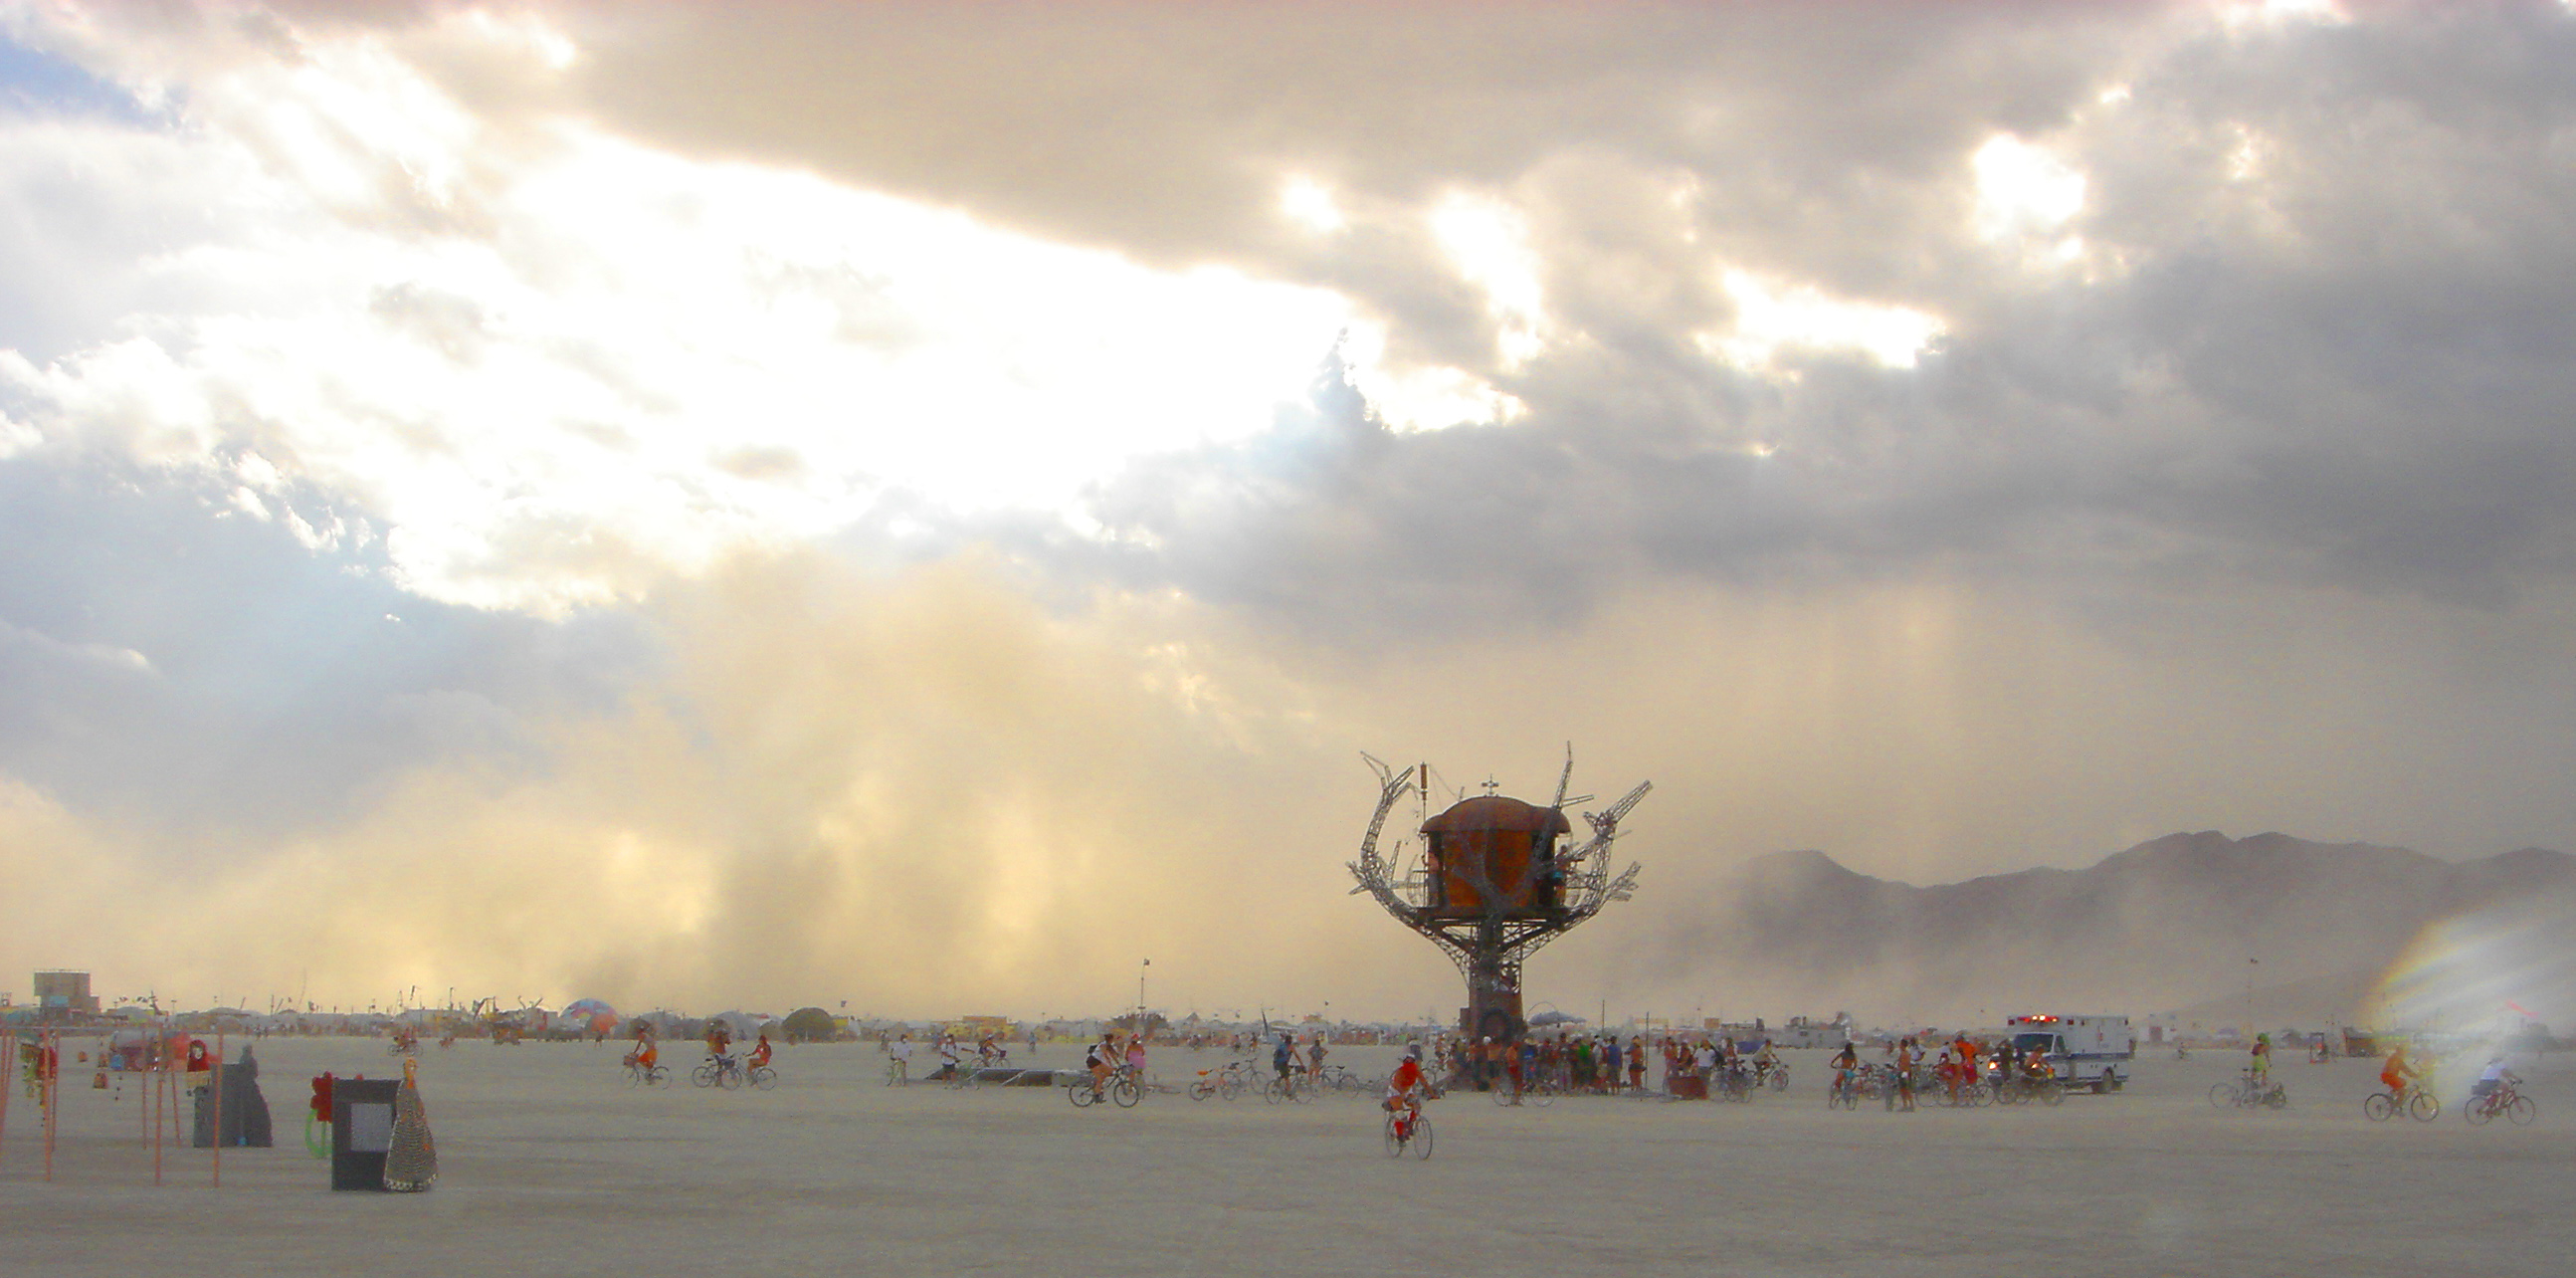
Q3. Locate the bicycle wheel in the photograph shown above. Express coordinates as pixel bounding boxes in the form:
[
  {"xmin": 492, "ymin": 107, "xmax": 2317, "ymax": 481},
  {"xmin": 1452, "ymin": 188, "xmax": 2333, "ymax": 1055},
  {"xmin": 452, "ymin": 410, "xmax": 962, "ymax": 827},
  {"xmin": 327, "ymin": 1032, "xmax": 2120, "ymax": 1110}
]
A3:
[
  {"xmin": 1189, "ymin": 1080, "xmax": 1215, "ymax": 1101},
  {"xmin": 1412, "ymin": 1115, "xmax": 1434, "ymax": 1160},
  {"xmin": 2506, "ymin": 1095, "xmax": 2536, "ymax": 1127},
  {"xmin": 2408, "ymin": 1091, "xmax": 2439, "ymax": 1122},
  {"xmin": 623, "ymin": 1064, "xmax": 644, "ymax": 1089},
  {"xmin": 2261, "ymin": 1086, "xmax": 2285, "ymax": 1110},
  {"xmin": 1111, "ymin": 1077, "xmax": 1140, "ymax": 1108},
  {"xmin": 2465, "ymin": 1095, "xmax": 2493, "ymax": 1126},
  {"xmin": 1263, "ymin": 1077, "xmax": 1284, "ymax": 1105},
  {"xmin": 1491, "ymin": 1083, "xmax": 1517, "ymax": 1107},
  {"xmin": 693, "ymin": 1062, "xmax": 719, "ymax": 1088},
  {"xmin": 1383, "ymin": 1113, "xmax": 1406, "ymax": 1158},
  {"xmin": 1771, "ymin": 1068, "xmax": 1790, "ymax": 1093},
  {"xmin": 1528, "ymin": 1081, "xmax": 1555, "ymax": 1109},
  {"xmin": 1220, "ymin": 1077, "xmax": 1243, "ymax": 1101},
  {"xmin": 2363, "ymin": 1092, "xmax": 2395, "ymax": 1122},
  {"xmin": 716, "ymin": 1065, "xmax": 742, "ymax": 1091},
  {"xmin": 751, "ymin": 1065, "xmax": 778, "ymax": 1092},
  {"xmin": 2208, "ymin": 1082, "xmax": 2239, "ymax": 1110},
  {"xmin": 1069, "ymin": 1080, "xmax": 1097, "ymax": 1108},
  {"xmin": 2038, "ymin": 1080, "xmax": 2064, "ymax": 1107}
]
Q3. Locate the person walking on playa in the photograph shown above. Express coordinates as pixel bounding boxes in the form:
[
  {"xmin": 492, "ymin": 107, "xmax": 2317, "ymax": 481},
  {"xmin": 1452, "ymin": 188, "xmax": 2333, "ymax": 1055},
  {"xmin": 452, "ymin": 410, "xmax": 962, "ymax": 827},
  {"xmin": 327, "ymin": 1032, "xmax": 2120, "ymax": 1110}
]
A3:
[
  {"xmin": 1273, "ymin": 1033, "xmax": 1295, "ymax": 1096},
  {"xmin": 1123, "ymin": 1031, "xmax": 1147, "ymax": 1084}
]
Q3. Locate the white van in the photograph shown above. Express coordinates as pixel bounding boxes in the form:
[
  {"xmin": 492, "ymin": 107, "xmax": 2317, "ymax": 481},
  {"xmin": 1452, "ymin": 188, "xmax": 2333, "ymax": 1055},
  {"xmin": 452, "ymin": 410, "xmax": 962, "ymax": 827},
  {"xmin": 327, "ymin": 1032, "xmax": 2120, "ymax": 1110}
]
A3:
[{"xmin": 2005, "ymin": 1014, "xmax": 2136, "ymax": 1092}]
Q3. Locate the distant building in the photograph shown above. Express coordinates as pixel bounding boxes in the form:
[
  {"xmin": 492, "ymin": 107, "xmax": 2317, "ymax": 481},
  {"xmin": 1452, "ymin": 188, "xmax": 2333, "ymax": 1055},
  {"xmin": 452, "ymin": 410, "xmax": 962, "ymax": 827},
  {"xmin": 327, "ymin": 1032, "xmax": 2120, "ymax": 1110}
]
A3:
[{"xmin": 35, "ymin": 969, "xmax": 99, "ymax": 1014}]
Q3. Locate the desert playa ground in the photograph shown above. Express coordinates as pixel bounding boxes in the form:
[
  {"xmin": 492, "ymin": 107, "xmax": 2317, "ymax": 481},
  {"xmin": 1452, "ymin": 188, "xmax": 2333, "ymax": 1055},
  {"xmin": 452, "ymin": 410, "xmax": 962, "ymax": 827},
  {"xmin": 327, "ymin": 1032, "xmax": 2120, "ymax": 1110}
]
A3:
[{"xmin": 1, "ymin": 1038, "xmax": 2566, "ymax": 1277}]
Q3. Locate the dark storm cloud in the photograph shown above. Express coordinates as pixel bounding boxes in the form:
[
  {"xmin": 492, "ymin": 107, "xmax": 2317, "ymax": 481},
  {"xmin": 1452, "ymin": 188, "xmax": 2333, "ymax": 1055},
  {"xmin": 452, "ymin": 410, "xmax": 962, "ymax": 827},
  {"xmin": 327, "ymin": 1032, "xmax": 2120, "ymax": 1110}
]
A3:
[
  {"xmin": 0, "ymin": 451, "xmax": 653, "ymax": 844},
  {"xmin": 1031, "ymin": 3, "xmax": 2576, "ymax": 638}
]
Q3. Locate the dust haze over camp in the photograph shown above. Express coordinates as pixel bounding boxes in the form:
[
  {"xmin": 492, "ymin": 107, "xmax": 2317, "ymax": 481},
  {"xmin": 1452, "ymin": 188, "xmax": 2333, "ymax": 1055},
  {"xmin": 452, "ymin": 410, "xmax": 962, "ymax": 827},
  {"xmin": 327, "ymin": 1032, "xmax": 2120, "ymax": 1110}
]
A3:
[{"xmin": 2, "ymin": 1, "xmax": 2574, "ymax": 1027}]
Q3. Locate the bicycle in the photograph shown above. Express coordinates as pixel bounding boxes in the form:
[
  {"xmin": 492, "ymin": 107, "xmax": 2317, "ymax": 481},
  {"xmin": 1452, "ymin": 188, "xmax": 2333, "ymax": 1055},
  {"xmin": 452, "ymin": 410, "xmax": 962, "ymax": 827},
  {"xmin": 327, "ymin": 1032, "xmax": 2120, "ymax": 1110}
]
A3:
[
  {"xmin": 1189, "ymin": 1062, "xmax": 1250, "ymax": 1101},
  {"xmin": 1383, "ymin": 1103, "xmax": 1435, "ymax": 1160},
  {"xmin": 746, "ymin": 1062, "xmax": 779, "ymax": 1092},
  {"xmin": 1068, "ymin": 1067, "xmax": 1142, "ymax": 1109},
  {"xmin": 621, "ymin": 1059, "xmax": 672, "ymax": 1088},
  {"xmin": 2363, "ymin": 1083, "xmax": 2438, "ymax": 1122},
  {"xmin": 2207, "ymin": 1072, "xmax": 2285, "ymax": 1110},
  {"xmin": 2463, "ymin": 1083, "xmax": 2535, "ymax": 1127},
  {"xmin": 1995, "ymin": 1073, "xmax": 2066, "ymax": 1107},
  {"xmin": 1264, "ymin": 1073, "xmax": 1311, "ymax": 1105},
  {"xmin": 693, "ymin": 1054, "xmax": 744, "ymax": 1090},
  {"xmin": 1828, "ymin": 1068, "xmax": 1863, "ymax": 1110},
  {"xmin": 882, "ymin": 1056, "xmax": 909, "ymax": 1086}
]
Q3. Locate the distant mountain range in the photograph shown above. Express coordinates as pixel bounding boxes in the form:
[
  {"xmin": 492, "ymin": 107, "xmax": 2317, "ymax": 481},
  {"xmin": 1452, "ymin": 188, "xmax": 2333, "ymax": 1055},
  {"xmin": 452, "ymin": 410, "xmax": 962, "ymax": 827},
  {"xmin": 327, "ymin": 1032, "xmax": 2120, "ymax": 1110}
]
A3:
[{"xmin": 1628, "ymin": 831, "xmax": 2576, "ymax": 1029}]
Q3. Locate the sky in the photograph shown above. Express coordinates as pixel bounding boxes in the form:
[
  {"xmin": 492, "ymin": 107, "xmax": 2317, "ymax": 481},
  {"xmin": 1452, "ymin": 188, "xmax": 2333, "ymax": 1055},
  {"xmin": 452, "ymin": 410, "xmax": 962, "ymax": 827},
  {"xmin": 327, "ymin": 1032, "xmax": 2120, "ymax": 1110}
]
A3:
[{"xmin": 3, "ymin": 0, "xmax": 2574, "ymax": 1023}]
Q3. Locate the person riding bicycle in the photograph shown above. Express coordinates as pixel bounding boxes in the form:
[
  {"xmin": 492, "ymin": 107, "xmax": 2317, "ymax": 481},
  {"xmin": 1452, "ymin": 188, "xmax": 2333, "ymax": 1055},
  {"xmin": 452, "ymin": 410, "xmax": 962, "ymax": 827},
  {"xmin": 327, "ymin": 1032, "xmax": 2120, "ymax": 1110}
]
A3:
[
  {"xmin": 705, "ymin": 1020, "xmax": 733, "ymax": 1062},
  {"xmin": 1087, "ymin": 1034, "xmax": 1117, "ymax": 1099},
  {"xmin": 1752, "ymin": 1040, "xmax": 1781, "ymax": 1082},
  {"xmin": 2249, "ymin": 1033, "xmax": 2272, "ymax": 1086},
  {"xmin": 1385, "ymin": 1044, "xmax": 1432, "ymax": 1138},
  {"xmin": 625, "ymin": 1026, "xmax": 659, "ymax": 1073},
  {"xmin": 2471, "ymin": 1056, "xmax": 2521, "ymax": 1104},
  {"xmin": 1831, "ymin": 1041, "xmax": 1861, "ymax": 1099},
  {"xmin": 2379, "ymin": 1042, "xmax": 2421, "ymax": 1101},
  {"xmin": 748, "ymin": 1032, "xmax": 773, "ymax": 1072}
]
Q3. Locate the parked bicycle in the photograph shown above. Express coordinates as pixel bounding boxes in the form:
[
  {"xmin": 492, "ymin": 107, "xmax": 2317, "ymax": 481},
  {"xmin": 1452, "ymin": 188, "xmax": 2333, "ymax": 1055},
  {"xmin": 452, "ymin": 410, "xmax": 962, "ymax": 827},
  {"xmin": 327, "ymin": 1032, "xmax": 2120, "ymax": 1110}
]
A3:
[
  {"xmin": 1190, "ymin": 1061, "xmax": 1252, "ymax": 1101},
  {"xmin": 2208, "ymin": 1071, "xmax": 2286, "ymax": 1110}
]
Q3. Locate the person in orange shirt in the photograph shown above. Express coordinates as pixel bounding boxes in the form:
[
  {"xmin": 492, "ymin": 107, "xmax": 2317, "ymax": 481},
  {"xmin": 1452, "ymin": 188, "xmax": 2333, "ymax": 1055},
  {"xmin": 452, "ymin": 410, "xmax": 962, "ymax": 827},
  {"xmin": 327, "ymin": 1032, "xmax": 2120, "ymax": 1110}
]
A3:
[
  {"xmin": 748, "ymin": 1033, "xmax": 773, "ymax": 1071},
  {"xmin": 2379, "ymin": 1042, "xmax": 2418, "ymax": 1100},
  {"xmin": 1385, "ymin": 1044, "xmax": 1432, "ymax": 1139},
  {"xmin": 625, "ymin": 1026, "xmax": 660, "ymax": 1072}
]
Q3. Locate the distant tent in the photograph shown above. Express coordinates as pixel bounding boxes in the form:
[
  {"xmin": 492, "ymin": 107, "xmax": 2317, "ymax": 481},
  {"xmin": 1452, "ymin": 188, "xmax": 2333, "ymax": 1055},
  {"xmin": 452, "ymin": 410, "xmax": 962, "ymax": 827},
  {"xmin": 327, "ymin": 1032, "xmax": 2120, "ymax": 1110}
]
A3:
[{"xmin": 781, "ymin": 1007, "xmax": 837, "ymax": 1043}]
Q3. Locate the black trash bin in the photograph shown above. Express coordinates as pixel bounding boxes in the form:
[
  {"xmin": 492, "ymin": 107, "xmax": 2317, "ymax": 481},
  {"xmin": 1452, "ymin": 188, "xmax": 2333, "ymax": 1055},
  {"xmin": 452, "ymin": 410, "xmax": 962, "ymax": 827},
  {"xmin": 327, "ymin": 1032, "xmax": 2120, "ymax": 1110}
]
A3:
[{"xmin": 330, "ymin": 1078, "xmax": 401, "ymax": 1190}]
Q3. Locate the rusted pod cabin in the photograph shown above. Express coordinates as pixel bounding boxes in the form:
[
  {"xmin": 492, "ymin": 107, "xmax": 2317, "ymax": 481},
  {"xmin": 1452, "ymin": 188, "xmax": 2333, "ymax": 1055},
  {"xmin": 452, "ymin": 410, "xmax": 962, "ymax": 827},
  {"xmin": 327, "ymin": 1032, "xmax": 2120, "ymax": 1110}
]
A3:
[{"xmin": 1422, "ymin": 795, "xmax": 1571, "ymax": 917}]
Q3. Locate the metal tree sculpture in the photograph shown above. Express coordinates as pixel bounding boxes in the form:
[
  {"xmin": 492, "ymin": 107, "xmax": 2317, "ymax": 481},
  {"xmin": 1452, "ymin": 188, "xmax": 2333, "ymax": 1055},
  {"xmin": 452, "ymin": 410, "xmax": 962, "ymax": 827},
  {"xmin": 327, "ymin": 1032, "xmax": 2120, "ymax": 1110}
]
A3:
[{"xmin": 1348, "ymin": 750, "xmax": 1650, "ymax": 1040}]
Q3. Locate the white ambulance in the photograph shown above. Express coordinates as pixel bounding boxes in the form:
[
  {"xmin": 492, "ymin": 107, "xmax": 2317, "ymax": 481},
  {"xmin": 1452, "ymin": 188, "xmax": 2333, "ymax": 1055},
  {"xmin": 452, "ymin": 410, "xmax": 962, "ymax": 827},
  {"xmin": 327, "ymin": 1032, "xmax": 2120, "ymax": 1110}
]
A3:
[{"xmin": 2005, "ymin": 1014, "xmax": 2136, "ymax": 1092}]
